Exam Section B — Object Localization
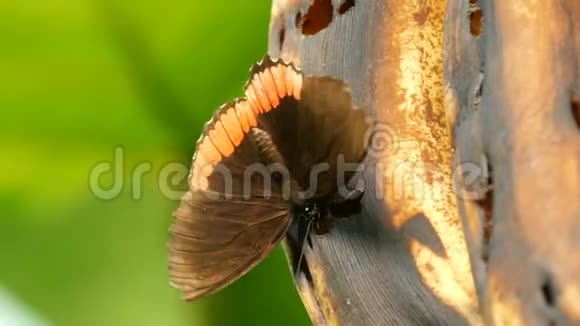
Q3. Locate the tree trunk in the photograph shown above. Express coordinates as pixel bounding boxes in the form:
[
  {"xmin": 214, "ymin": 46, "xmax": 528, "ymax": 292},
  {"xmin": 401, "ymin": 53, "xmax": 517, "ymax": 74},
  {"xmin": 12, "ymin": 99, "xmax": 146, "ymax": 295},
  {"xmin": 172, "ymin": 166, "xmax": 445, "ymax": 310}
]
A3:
[
  {"xmin": 269, "ymin": 0, "xmax": 580, "ymax": 325},
  {"xmin": 445, "ymin": 0, "xmax": 580, "ymax": 325},
  {"xmin": 269, "ymin": 0, "xmax": 481, "ymax": 324}
]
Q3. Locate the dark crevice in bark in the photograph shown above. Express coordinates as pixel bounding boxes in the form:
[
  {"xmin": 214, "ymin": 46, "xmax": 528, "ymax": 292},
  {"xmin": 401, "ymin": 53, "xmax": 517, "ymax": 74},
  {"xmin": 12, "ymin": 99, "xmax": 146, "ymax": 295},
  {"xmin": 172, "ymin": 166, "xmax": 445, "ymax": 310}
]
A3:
[
  {"xmin": 571, "ymin": 93, "xmax": 580, "ymax": 129},
  {"xmin": 473, "ymin": 70, "xmax": 484, "ymax": 111},
  {"xmin": 475, "ymin": 72, "xmax": 484, "ymax": 98},
  {"xmin": 279, "ymin": 26, "xmax": 286, "ymax": 51},
  {"xmin": 541, "ymin": 272, "xmax": 559, "ymax": 326},
  {"xmin": 476, "ymin": 161, "xmax": 493, "ymax": 264},
  {"xmin": 295, "ymin": 12, "xmax": 302, "ymax": 28},
  {"xmin": 541, "ymin": 273, "xmax": 557, "ymax": 307}
]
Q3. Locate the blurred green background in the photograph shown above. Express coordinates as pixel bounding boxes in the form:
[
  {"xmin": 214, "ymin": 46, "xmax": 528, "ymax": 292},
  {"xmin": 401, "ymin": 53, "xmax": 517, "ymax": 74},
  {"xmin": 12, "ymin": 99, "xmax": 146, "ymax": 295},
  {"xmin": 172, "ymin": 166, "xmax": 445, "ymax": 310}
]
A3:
[{"xmin": 0, "ymin": 1, "xmax": 309, "ymax": 325}]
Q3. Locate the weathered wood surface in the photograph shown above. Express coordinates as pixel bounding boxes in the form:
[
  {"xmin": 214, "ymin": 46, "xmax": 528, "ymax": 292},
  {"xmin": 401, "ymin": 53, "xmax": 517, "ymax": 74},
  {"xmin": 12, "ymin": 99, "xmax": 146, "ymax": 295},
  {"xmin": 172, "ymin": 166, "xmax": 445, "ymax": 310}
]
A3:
[
  {"xmin": 269, "ymin": 0, "xmax": 482, "ymax": 324},
  {"xmin": 271, "ymin": 0, "xmax": 580, "ymax": 325},
  {"xmin": 445, "ymin": 0, "xmax": 580, "ymax": 325}
]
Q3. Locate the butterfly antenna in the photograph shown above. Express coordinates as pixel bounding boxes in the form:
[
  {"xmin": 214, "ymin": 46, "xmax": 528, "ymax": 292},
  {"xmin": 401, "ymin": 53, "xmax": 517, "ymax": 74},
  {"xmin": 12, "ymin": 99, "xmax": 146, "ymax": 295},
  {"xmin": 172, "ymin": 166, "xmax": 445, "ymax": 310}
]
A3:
[{"xmin": 295, "ymin": 219, "xmax": 313, "ymax": 276}]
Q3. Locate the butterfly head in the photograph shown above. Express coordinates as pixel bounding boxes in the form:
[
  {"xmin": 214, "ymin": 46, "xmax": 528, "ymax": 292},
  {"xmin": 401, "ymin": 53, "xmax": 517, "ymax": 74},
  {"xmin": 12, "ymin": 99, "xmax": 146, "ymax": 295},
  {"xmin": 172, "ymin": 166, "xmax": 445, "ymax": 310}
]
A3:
[{"xmin": 301, "ymin": 201, "xmax": 321, "ymax": 222}]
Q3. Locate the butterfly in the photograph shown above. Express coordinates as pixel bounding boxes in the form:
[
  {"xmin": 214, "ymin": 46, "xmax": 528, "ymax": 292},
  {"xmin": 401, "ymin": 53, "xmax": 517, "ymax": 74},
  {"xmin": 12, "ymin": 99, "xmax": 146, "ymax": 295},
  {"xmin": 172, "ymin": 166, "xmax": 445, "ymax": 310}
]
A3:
[{"xmin": 168, "ymin": 56, "xmax": 370, "ymax": 301}]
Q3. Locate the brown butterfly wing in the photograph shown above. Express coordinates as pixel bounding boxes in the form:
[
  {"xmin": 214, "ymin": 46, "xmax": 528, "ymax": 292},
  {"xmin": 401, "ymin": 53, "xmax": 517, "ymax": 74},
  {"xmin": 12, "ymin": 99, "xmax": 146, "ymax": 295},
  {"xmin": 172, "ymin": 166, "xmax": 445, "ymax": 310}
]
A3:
[
  {"xmin": 245, "ymin": 58, "xmax": 370, "ymax": 198},
  {"xmin": 169, "ymin": 56, "xmax": 370, "ymax": 300},
  {"xmin": 169, "ymin": 100, "xmax": 290, "ymax": 301},
  {"xmin": 169, "ymin": 191, "xmax": 289, "ymax": 300}
]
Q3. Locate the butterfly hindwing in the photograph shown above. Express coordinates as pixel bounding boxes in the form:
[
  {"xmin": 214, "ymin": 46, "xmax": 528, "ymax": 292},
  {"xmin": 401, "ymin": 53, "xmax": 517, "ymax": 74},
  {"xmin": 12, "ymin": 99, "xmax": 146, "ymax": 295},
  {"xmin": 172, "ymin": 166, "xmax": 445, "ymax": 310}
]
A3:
[
  {"xmin": 169, "ymin": 191, "xmax": 289, "ymax": 300},
  {"xmin": 169, "ymin": 100, "xmax": 291, "ymax": 300}
]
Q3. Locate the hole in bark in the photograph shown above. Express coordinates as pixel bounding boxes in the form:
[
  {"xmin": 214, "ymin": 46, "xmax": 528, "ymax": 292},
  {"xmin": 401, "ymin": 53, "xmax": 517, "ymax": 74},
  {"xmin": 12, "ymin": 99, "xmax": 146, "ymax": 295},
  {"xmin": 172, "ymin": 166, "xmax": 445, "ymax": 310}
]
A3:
[
  {"xmin": 300, "ymin": 0, "xmax": 334, "ymax": 36},
  {"xmin": 476, "ymin": 160, "xmax": 493, "ymax": 263},
  {"xmin": 278, "ymin": 26, "xmax": 286, "ymax": 51},
  {"xmin": 541, "ymin": 274, "xmax": 557, "ymax": 307},
  {"xmin": 338, "ymin": 0, "xmax": 355, "ymax": 15},
  {"xmin": 469, "ymin": 1, "xmax": 483, "ymax": 37},
  {"xmin": 541, "ymin": 273, "xmax": 559, "ymax": 326},
  {"xmin": 571, "ymin": 93, "xmax": 580, "ymax": 129}
]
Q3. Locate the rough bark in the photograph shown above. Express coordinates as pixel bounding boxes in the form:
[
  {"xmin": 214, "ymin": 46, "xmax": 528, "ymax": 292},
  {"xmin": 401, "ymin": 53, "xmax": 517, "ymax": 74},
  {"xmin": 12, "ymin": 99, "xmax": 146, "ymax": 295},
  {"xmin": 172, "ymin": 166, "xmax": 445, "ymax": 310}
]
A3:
[
  {"xmin": 270, "ymin": 0, "xmax": 580, "ymax": 324},
  {"xmin": 445, "ymin": 0, "xmax": 580, "ymax": 325},
  {"xmin": 269, "ymin": 0, "xmax": 482, "ymax": 325}
]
